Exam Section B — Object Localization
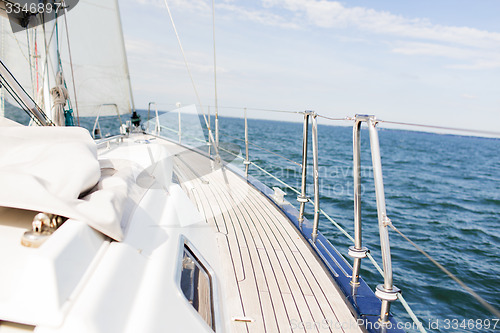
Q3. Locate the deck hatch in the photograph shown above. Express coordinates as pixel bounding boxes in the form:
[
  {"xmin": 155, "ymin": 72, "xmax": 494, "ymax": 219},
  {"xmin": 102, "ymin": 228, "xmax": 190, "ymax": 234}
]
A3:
[{"xmin": 179, "ymin": 243, "xmax": 215, "ymax": 331}]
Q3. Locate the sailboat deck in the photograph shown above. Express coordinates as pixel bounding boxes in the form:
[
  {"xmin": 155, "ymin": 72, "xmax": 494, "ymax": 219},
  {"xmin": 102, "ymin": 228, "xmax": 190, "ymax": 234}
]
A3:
[{"xmin": 162, "ymin": 139, "xmax": 361, "ymax": 333}]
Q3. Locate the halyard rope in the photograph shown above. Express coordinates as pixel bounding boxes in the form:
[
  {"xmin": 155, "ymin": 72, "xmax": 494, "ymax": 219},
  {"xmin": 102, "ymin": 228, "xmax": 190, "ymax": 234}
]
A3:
[{"xmin": 162, "ymin": 0, "xmax": 220, "ymax": 160}]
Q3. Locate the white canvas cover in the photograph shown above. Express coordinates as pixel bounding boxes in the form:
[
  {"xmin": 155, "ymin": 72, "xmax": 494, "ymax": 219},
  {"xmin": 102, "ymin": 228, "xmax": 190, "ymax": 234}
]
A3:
[{"xmin": 0, "ymin": 126, "xmax": 126, "ymax": 240}]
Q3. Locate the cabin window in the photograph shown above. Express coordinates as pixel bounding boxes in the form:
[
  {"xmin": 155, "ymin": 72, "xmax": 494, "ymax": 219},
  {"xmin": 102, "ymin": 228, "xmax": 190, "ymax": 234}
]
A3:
[{"xmin": 180, "ymin": 244, "xmax": 215, "ymax": 331}]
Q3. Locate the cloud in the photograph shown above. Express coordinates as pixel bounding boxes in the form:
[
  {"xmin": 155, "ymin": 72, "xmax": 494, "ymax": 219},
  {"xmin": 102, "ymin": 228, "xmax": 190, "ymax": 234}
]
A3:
[
  {"xmin": 134, "ymin": 0, "xmax": 210, "ymax": 11},
  {"xmin": 392, "ymin": 41, "xmax": 500, "ymax": 69},
  {"xmin": 262, "ymin": 0, "xmax": 500, "ymax": 48},
  {"xmin": 135, "ymin": 0, "xmax": 500, "ymax": 49},
  {"xmin": 461, "ymin": 94, "xmax": 477, "ymax": 100},
  {"xmin": 133, "ymin": 0, "xmax": 500, "ymax": 69},
  {"xmin": 134, "ymin": 0, "xmax": 299, "ymax": 28},
  {"xmin": 125, "ymin": 38, "xmax": 219, "ymax": 74},
  {"xmin": 447, "ymin": 60, "xmax": 500, "ymax": 70},
  {"xmin": 216, "ymin": 3, "xmax": 300, "ymax": 29},
  {"xmin": 261, "ymin": 0, "xmax": 500, "ymax": 69},
  {"xmin": 392, "ymin": 42, "xmax": 476, "ymax": 59}
]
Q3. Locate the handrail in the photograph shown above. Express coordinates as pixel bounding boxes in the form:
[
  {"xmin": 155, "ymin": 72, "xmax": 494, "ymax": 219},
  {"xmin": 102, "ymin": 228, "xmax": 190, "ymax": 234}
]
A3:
[
  {"xmin": 297, "ymin": 112, "xmax": 310, "ymax": 226},
  {"xmin": 147, "ymin": 102, "xmax": 160, "ymax": 135},
  {"xmin": 243, "ymin": 108, "xmax": 250, "ymax": 177},
  {"xmin": 92, "ymin": 103, "xmax": 122, "ymax": 139},
  {"xmin": 349, "ymin": 117, "xmax": 369, "ymax": 286},
  {"xmin": 359, "ymin": 115, "xmax": 399, "ymax": 325},
  {"xmin": 310, "ymin": 113, "xmax": 321, "ymax": 242},
  {"xmin": 178, "ymin": 105, "xmax": 182, "ymax": 143},
  {"xmin": 218, "ymin": 131, "xmax": 301, "ymax": 167},
  {"xmin": 348, "ymin": 115, "xmax": 400, "ymax": 325}
]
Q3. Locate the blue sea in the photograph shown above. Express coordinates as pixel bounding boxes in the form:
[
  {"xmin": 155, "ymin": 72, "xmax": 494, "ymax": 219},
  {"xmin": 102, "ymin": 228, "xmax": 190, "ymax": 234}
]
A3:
[{"xmin": 6, "ymin": 108, "xmax": 500, "ymax": 332}]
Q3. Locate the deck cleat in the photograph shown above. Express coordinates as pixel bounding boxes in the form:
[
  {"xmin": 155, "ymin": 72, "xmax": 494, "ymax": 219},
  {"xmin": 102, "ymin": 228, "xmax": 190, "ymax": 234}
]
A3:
[{"xmin": 21, "ymin": 213, "xmax": 66, "ymax": 248}]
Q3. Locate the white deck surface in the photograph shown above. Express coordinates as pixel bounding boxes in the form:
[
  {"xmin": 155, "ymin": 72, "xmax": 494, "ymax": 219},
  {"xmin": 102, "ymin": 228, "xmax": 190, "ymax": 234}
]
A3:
[{"xmin": 0, "ymin": 133, "xmax": 362, "ymax": 333}]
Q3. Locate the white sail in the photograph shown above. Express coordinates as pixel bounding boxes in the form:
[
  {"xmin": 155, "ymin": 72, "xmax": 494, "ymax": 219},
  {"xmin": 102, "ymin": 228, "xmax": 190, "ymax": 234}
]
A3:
[
  {"xmin": 58, "ymin": 0, "xmax": 134, "ymax": 117},
  {"xmin": 0, "ymin": 16, "xmax": 35, "ymax": 107},
  {"xmin": 1, "ymin": 0, "xmax": 134, "ymax": 120},
  {"xmin": 1, "ymin": 13, "xmax": 59, "ymax": 118}
]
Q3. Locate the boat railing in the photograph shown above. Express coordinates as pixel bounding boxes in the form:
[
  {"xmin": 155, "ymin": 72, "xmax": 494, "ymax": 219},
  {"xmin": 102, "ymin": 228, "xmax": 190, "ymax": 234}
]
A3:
[
  {"xmin": 145, "ymin": 104, "xmax": 429, "ymax": 332},
  {"xmin": 92, "ymin": 103, "xmax": 123, "ymax": 139},
  {"xmin": 146, "ymin": 102, "xmax": 161, "ymax": 136},
  {"xmin": 350, "ymin": 115, "xmax": 399, "ymax": 325},
  {"xmin": 293, "ymin": 112, "xmax": 400, "ymax": 326},
  {"xmin": 144, "ymin": 103, "xmax": 499, "ymax": 329}
]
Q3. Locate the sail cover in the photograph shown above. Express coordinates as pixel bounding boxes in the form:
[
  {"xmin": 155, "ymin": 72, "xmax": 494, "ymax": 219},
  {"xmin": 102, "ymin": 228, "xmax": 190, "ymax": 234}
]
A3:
[{"xmin": 0, "ymin": 126, "xmax": 126, "ymax": 241}]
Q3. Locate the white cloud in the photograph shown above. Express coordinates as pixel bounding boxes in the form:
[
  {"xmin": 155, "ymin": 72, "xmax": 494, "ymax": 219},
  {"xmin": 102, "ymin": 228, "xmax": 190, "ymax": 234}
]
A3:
[
  {"xmin": 392, "ymin": 42, "xmax": 500, "ymax": 69},
  {"xmin": 136, "ymin": 0, "xmax": 500, "ymax": 48},
  {"xmin": 262, "ymin": 0, "xmax": 500, "ymax": 48},
  {"xmin": 261, "ymin": 0, "xmax": 500, "ymax": 68},
  {"xmin": 392, "ymin": 42, "xmax": 476, "ymax": 59},
  {"xmin": 134, "ymin": 0, "xmax": 210, "ymax": 11},
  {"xmin": 125, "ymin": 38, "xmax": 219, "ymax": 74},
  {"xmin": 216, "ymin": 3, "xmax": 300, "ymax": 29},
  {"xmin": 461, "ymin": 94, "xmax": 477, "ymax": 100},
  {"xmin": 448, "ymin": 60, "xmax": 500, "ymax": 70},
  {"xmin": 132, "ymin": 0, "xmax": 500, "ymax": 69}
]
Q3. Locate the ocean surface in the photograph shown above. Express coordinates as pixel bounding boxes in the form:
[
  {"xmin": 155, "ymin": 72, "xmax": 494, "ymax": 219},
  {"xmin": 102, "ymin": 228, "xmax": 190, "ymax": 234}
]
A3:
[{"xmin": 6, "ymin": 108, "xmax": 500, "ymax": 332}]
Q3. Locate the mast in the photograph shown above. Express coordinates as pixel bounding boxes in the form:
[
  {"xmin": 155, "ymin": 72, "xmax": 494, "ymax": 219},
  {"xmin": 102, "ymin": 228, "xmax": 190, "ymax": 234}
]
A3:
[{"xmin": 41, "ymin": 16, "xmax": 58, "ymax": 123}]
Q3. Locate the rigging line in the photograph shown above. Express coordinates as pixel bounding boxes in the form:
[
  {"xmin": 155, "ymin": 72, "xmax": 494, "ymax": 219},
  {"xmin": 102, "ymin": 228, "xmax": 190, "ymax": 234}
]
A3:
[
  {"xmin": 379, "ymin": 120, "xmax": 500, "ymax": 137},
  {"xmin": 34, "ymin": 29, "xmax": 39, "ymax": 99},
  {"xmin": 212, "ymin": 0, "xmax": 219, "ymax": 138},
  {"xmin": 217, "ymin": 105, "xmax": 303, "ymax": 115},
  {"xmin": 162, "ymin": 0, "xmax": 220, "ymax": 158},
  {"xmin": 388, "ymin": 221, "xmax": 500, "ymax": 318},
  {"xmin": 40, "ymin": 12, "xmax": 50, "ymax": 111},
  {"xmin": 11, "ymin": 30, "xmax": 30, "ymax": 63},
  {"xmin": 45, "ymin": 17, "xmax": 60, "ymax": 94},
  {"xmin": 231, "ymin": 148, "xmax": 302, "ymax": 195},
  {"xmin": 26, "ymin": 29, "xmax": 35, "ymax": 98},
  {"xmin": 317, "ymin": 114, "xmax": 354, "ymax": 121},
  {"xmin": 62, "ymin": 0, "xmax": 80, "ymax": 125},
  {"xmin": 0, "ymin": 75, "xmax": 43, "ymax": 125},
  {"xmin": 218, "ymin": 138, "xmax": 357, "ymax": 244},
  {"xmin": 0, "ymin": 19, "xmax": 3, "ymax": 115},
  {"xmin": 219, "ymin": 131, "xmax": 302, "ymax": 167},
  {"xmin": 0, "ymin": 58, "xmax": 51, "ymax": 122},
  {"xmin": 152, "ymin": 102, "xmax": 303, "ymax": 115}
]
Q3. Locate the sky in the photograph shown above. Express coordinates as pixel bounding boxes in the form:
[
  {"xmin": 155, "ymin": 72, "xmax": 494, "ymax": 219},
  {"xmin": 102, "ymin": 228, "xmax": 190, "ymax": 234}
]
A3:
[{"xmin": 118, "ymin": 0, "xmax": 500, "ymax": 135}]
